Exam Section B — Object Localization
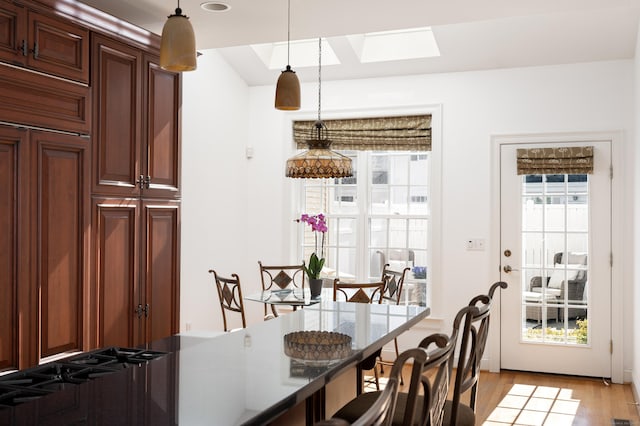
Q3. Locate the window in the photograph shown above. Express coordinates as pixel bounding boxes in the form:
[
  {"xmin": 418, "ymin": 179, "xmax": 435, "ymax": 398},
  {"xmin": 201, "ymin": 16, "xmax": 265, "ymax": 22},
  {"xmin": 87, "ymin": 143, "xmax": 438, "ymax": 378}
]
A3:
[{"xmin": 298, "ymin": 151, "xmax": 430, "ymax": 306}]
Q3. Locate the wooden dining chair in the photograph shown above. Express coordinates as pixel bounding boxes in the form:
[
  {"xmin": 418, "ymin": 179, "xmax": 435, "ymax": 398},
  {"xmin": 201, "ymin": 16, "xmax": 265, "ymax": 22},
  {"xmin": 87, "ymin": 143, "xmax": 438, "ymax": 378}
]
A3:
[
  {"xmin": 331, "ymin": 333, "xmax": 455, "ymax": 426},
  {"xmin": 208, "ymin": 269, "xmax": 247, "ymax": 332},
  {"xmin": 258, "ymin": 261, "xmax": 306, "ymax": 318},
  {"xmin": 333, "ymin": 279, "xmax": 385, "ymax": 304},
  {"xmin": 378, "ymin": 264, "xmax": 411, "ymax": 378},
  {"xmin": 316, "ymin": 366, "xmax": 399, "ymax": 426},
  {"xmin": 333, "ymin": 278, "xmax": 385, "ymax": 393},
  {"xmin": 443, "ymin": 281, "xmax": 507, "ymax": 426}
]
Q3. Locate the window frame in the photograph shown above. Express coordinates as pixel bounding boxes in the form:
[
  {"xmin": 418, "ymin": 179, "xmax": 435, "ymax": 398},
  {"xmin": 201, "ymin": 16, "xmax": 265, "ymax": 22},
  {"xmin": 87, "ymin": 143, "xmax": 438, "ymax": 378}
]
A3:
[{"xmin": 287, "ymin": 105, "xmax": 442, "ymax": 313}]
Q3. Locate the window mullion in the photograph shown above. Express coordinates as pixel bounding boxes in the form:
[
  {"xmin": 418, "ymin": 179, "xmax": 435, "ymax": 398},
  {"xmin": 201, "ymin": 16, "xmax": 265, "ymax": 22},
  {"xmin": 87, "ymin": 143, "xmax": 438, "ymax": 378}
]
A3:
[{"xmin": 358, "ymin": 151, "xmax": 369, "ymax": 281}]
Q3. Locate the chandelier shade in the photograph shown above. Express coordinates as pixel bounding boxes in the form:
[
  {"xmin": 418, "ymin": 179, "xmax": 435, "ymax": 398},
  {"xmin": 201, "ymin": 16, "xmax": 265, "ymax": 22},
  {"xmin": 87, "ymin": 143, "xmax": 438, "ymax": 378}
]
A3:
[
  {"xmin": 160, "ymin": 2, "xmax": 197, "ymax": 72},
  {"xmin": 286, "ymin": 122, "xmax": 352, "ymax": 178},
  {"xmin": 285, "ymin": 38, "xmax": 353, "ymax": 179},
  {"xmin": 274, "ymin": 0, "xmax": 300, "ymax": 110}
]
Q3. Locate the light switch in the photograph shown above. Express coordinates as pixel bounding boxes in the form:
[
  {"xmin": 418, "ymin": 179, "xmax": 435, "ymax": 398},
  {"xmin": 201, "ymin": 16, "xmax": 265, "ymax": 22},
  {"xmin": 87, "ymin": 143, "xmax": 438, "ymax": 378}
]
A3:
[{"xmin": 466, "ymin": 239, "xmax": 486, "ymax": 251}]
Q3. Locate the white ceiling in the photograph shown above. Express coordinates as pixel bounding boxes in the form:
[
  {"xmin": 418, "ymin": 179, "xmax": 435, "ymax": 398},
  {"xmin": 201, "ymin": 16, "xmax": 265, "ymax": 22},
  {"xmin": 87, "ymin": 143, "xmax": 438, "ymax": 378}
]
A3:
[{"xmin": 78, "ymin": 0, "xmax": 640, "ymax": 86}]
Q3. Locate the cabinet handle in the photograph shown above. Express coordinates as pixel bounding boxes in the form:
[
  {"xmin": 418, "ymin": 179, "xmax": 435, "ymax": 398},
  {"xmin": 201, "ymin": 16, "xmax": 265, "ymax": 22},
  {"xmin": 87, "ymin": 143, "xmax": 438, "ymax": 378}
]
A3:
[
  {"xmin": 31, "ymin": 42, "xmax": 38, "ymax": 59},
  {"xmin": 144, "ymin": 175, "xmax": 151, "ymax": 189},
  {"xmin": 135, "ymin": 304, "xmax": 144, "ymax": 318},
  {"xmin": 136, "ymin": 174, "xmax": 145, "ymax": 189},
  {"xmin": 19, "ymin": 40, "xmax": 28, "ymax": 56},
  {"xmin": 144, "ymin": 303, "xmax": 150, "ymax": 318}
]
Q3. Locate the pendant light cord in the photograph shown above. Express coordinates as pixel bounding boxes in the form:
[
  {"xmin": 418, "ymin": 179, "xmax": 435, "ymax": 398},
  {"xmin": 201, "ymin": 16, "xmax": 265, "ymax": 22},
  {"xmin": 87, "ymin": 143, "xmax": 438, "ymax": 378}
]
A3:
[
  {"xmin": 317, "ymin": 37, "xmax": 322, "ymax": 122},
  {"xmin": 287, "ymin": 0, "xmax": 291, "ymax": 66}
]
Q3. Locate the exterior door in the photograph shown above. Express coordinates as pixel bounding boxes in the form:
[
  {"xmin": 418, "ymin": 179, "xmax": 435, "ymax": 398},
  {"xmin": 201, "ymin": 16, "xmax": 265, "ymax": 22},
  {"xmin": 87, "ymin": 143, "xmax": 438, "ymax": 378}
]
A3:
[{"xmin": 500, "ymin": 141, "xmax": 612, "ymax": 377}]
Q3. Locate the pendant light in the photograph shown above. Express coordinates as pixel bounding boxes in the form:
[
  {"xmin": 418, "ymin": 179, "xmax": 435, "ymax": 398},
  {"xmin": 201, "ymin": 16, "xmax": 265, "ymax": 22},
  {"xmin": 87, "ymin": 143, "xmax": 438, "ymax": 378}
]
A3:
[
  {"xmin": 160, "ymin": 0, "xmax": 197, "ymax": 72},
  {"xmin": 285, "ymin": 38, "xmax": 353, "ymax": 179},
  {"xmin": 274, "ymin": 0, "xmax": 300, "ymax": 110}
]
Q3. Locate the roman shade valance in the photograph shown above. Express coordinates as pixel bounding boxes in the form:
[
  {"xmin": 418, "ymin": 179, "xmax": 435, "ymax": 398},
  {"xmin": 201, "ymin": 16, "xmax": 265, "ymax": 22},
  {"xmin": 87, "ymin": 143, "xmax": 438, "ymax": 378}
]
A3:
[
  {"xmin": 516, "ymin": 146, "xmax": 594, "ymax": 175},
  {"xmin": 293, "ymin": 115, "xmax": 431, "ymax": 151}
]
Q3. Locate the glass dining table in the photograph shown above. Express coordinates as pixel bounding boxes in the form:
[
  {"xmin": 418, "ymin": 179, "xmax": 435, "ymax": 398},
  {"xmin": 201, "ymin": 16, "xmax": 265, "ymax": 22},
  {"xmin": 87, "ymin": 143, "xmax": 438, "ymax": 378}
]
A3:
[{"xmin": 244, "ymin": 288, "xmax": 322, "ymax": 312}]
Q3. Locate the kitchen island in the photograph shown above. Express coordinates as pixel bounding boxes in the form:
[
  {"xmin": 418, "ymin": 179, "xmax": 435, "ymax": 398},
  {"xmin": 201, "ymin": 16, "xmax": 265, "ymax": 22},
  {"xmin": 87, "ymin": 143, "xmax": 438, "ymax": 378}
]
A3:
[{"xmin": 0, "ymin": 300, "xmax": 429, "ymax": 425}]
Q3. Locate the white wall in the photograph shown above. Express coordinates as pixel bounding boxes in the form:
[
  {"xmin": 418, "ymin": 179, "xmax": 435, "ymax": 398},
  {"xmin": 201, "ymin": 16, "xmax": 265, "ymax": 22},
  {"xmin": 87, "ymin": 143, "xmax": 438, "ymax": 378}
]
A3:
[
  {"xmin": 632, "ymin": 23, "xmax": 640, "ymax": 396},
  {"xmin": 180, "ymin": 50, "xmax": 254, "ymax": 331},
  {"xmin": 181, "ymin": 57, "xmax": 636, "ymax": 375}
]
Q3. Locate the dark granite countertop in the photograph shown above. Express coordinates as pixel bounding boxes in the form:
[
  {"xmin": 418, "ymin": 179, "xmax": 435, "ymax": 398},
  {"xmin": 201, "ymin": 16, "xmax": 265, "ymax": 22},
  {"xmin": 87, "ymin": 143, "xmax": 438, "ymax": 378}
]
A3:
[{"xmin": 0, "ymin": 301, "xmax": 429, "ymax": 425}]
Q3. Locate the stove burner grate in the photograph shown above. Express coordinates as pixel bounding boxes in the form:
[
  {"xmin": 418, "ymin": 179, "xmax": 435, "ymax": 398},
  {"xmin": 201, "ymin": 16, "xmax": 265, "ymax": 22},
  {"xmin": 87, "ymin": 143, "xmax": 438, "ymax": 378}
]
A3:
[{"xmin": 0, "ymin": 347, "xmax": 167, "ymax": 408}]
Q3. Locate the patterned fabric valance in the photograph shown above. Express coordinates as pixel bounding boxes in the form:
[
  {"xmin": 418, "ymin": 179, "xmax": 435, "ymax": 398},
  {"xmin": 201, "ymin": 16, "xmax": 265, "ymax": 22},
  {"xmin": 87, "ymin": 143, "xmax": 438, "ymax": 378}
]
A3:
[
  {"xmin": 516, "ymin": 146, "xmax": 594, "ymax": 175},
  {"xmin": 293, "ymin": 115, "xmax": 431, "ymax": 151}
]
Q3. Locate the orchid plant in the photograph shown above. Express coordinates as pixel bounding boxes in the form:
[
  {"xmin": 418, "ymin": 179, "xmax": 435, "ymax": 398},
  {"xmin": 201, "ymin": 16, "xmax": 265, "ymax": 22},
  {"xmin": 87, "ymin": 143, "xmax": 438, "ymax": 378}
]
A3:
[{"xmin": 297, "ymin": 213, "xmax": 327, "ymax": 280}]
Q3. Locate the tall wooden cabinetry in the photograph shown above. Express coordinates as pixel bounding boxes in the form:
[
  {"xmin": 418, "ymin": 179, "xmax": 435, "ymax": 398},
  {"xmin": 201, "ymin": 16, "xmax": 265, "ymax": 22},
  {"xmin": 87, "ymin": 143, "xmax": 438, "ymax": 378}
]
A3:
[
  {"xmin": 0, "ymin": 0, "xmax": 181, "ymax": 370},
  {"xmin": 0, "ymin": 125, "xmax": 90, "ymax": 369},
  {"xmin": 0, "ymin": 127, "xmax": 29, "ymax": 371},
  {"xmin": 0, "ymin": 1, "xmax": 89, "ymax": 82},
  {"xmin": 91, "ymin": 34, "xmax": 180, "ymax": 349}
]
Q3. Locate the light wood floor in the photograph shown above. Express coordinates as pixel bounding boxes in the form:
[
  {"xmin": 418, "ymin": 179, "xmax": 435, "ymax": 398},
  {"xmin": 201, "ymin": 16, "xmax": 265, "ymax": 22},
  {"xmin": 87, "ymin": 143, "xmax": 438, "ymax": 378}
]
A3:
[{"xmin": 372, "ymin": 368, "xmax": 640, "ymax": 425}]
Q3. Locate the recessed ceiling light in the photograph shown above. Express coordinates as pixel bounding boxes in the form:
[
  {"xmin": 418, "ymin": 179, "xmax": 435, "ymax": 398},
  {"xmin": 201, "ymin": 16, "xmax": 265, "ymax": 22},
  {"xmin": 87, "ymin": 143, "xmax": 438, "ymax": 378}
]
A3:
[{"xmin": 201, "ymin": 2, "xmax": 231, "ymax": 12}]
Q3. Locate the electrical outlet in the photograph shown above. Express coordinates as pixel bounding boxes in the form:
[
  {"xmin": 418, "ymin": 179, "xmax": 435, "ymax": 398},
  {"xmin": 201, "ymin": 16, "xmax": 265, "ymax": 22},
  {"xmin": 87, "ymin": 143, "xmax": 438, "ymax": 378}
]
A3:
[{"xmin": 185, "ymin": 322, "xmax": 192, "ymax": 331}]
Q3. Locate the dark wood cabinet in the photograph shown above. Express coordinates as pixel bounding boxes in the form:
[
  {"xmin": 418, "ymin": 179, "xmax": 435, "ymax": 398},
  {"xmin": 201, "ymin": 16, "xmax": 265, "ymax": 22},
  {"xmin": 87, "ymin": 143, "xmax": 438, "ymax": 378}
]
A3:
[
  {"xmin": 92, "ymin": 35, "xmax": 181, "ymax": 199},
  {"xmin": 0, "ymin": 126, "xmax": 89, "ymax": 369},
  {"xmin": 0, "ymin": 62, "xmax": 91, "ymax": 134},
  {"xmin": 91, "ymin": 35, "xmax": 181, "ymax": 349},
  {"xmin": 92, "ymin": 198, "xmax": 140, "ymax": 348},
  {"xmin": 143, "ymin": 55, "xmax": 181, "ymax": 198},
  {"xmin": 91, "ymin": 34, "xmax": 142, "ymax": 197},
  {"xmin": 33, "ymin": 130, "xmax": 90, "ymax": 358},
  {"xmin": 141, "ymin": 200, "xmax": 180, "ymax": 343},
  {"xmin": 0, "ymin": 2, "xmax": 27, "ymax": 66},
  {"xmin": 92, "ymin": 198, "xmax": 179, "ymax": 348},
  {"xmin": 0, "ymin": 126, "xmax": 30, "ymax": 371},
  {"xmin": 0, "ymin": 2, "xmax": 89, "ymax": 83},
  {"xmin": 0, "ymin": 1, "xmax": 180, "ymax": 370}
]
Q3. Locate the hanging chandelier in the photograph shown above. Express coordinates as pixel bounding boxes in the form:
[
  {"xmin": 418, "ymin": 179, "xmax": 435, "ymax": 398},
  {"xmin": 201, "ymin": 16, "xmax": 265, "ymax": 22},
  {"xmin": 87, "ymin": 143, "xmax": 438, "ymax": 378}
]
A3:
[
  {"xmin": 285, "ymin": 38, "xmax": 353, "ymax": 179},
  {"xmin": 160, "ymin": 0, "xmax": 197, "ymax": 72},
  {"xmin": 274, "ymin": 0, "xmax": 300, "ymax": 110}
]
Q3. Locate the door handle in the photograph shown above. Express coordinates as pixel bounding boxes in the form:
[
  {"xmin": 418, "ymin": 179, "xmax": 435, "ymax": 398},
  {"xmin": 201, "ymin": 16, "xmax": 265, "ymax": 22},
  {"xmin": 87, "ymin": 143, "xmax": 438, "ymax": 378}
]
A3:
[{"xmin": 503, "ymin": 265, "xmax": 519, "ymax": 273}]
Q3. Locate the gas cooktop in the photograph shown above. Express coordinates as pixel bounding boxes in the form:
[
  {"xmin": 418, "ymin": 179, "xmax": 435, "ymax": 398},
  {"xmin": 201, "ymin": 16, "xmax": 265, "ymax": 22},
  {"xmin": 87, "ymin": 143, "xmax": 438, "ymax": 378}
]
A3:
[{"xmin": 0, "ymin": 347, "xmax": 167, "ymax": 408}]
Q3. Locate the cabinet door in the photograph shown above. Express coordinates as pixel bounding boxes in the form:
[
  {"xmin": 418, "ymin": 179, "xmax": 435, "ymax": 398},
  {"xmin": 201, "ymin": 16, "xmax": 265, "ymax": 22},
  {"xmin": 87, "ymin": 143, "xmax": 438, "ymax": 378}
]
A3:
[
  {"xmin": 27, "ymin": 11, "xmax": 89, "ymax": 83},
  {"xmin": 143, "ymin": 55, "xmax": 181, "ymax": 198},
  {"xmin": 141, "ymin": 200, "xmax": 180, "ymax": 344},
  {"xmin": 92, "ymin": 34, "xmax": 142, "ymax": 197},
  {"xmin": 92, "ymin": 197, "xmax": 141, "ymax": 348},
  {"xmin": 33, "ymin": 131, "xmax": 90, "ymax": 358},
  {"xmin": 0, "ymin": 2, "xmax": 26, "ymax": 67},
  {"xmin": 0, "ymin": 126, "xmax": 30, "ymax": 371}
]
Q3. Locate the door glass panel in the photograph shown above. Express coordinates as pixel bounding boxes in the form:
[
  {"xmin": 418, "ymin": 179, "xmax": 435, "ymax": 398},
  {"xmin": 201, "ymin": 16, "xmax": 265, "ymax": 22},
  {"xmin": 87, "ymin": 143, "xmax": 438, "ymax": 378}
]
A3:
[{"xmin": 521, "ymin": 174, "xmax": 589, "ymax": 345}]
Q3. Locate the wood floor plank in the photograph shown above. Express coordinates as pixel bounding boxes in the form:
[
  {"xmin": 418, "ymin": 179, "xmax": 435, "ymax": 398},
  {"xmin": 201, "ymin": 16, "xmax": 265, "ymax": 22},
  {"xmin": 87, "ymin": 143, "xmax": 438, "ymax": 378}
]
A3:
[{"xmin": 373, "ymin": 367, "xmax": 640, "ymax": 425}]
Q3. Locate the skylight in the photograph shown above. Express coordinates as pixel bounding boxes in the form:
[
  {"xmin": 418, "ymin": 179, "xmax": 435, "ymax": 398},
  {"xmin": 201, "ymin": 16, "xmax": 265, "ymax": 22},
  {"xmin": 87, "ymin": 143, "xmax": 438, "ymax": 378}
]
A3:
[
  {"xmin": 251, "ymin": 38, "xmax": 340, "ymax": 70},
  {"xmin": 347, "ymin": 27, "xmax": 440, "ymax": 63}
]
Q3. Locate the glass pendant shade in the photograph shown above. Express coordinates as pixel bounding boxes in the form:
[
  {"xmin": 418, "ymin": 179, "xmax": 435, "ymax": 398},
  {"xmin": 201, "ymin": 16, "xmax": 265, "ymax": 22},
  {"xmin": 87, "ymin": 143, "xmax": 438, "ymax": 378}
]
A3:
[
  {"xmin": 275, "ymin": 65, "xmax": 300, "ymax": 110},
  {"xmin": 285, "ymin": 121, "xmax": 353, "ymax": 178},
  {"xmin": 160, "ymin": 7, "xmax": 197, "ymax": 72}
]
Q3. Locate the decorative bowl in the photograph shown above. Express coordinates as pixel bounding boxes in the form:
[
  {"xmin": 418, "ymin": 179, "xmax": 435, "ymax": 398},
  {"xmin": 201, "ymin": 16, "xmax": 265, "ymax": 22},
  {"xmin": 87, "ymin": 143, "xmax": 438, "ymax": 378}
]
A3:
[{"xmin": 283, "ymin": 331, "xmax": 352, "ymax": 366}]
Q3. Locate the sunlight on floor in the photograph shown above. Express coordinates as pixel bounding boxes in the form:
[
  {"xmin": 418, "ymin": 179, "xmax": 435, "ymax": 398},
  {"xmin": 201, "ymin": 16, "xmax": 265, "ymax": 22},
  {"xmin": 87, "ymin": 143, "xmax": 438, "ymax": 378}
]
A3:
[{"xmin": 482, "ymin": 384, "xmax": 579, "ymax": 426}]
